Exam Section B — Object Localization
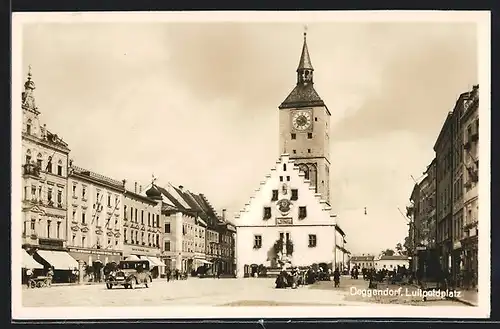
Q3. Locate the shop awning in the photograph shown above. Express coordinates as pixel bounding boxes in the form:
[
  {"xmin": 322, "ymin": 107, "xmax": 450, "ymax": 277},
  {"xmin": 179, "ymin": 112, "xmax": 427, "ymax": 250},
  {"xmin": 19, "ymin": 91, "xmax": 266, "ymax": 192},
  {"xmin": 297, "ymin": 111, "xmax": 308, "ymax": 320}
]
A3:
[
  {"xmin": 22, "ymin": 250, "xmax": 43, "ymax": 269},
  {"xmin": 125, "ymin": 255, "xmax": 140, "ymax": 260},
  {"xmin": 147, "ymin": 256, "xmax": 166, "ymax": 267},
  {"xmin": 36, "ymin": 250, "xmax": 79, "ymax": 270},
  {"xmin": 200, "ymin": 259, "xmax": 212, "ymax": 265}
]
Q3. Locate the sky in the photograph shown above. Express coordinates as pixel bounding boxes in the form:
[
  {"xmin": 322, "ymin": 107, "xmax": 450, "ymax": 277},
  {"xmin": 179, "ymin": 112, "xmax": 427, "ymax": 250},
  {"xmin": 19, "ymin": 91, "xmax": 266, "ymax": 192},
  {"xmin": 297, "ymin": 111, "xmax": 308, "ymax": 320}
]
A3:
[{"xmin": 20, "ymin": 20, "xmax": 478, "ymax": 255}]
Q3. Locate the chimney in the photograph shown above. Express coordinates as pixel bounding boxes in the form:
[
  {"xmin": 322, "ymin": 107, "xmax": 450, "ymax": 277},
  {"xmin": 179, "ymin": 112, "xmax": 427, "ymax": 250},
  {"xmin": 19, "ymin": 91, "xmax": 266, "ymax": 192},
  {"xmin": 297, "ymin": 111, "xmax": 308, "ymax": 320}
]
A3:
[
  {"xmin": 139, "ymin": 185, "xmax": 142, "ymax": 194},
  {"xmin": 178, "ymin": 185, "xmax": 184, "ymax": 192},
  {"xmin": 222, "ymin": 209, "xmax": 227, "ymax": 220},
  {"xmin": 134, "ymin": 182, "xmax": 138, "ymax": 193}
]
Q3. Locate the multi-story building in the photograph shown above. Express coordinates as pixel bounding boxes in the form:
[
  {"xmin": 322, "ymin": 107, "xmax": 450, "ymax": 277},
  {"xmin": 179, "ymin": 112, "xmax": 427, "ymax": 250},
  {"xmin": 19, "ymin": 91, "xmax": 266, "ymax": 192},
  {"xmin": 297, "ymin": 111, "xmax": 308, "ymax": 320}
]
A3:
[
  {"xmin": 66, "ymin": 164, "xmax": 125, "ymax": 272},
  {"xmin": 450, "ymin": 92, "xmax": 469, "ymax": 286},
  {"xmin": 434, "ymin": 111, "xmax": 453, "ymax": 274},
  {"xmin": 20, "ymin": 69, "xmax": 76, "ymax": 282},
  {"xmin": 461, "ymin": 85, "xmax": 479, "ymax": 288},
  {"xmin": 349, "ymin": 255, "xmax": 375, "ymax": 270},
  {"xmin": 123, "ymin": 184, "xmax": 163, "ymax": 276}
]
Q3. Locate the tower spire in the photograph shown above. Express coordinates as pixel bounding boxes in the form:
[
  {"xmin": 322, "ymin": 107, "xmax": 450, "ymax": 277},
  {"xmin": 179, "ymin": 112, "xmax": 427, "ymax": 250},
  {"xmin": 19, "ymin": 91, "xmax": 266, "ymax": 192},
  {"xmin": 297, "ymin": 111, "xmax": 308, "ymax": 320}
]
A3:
[
  {"xmin": 296, "ymin": 28, "xmax": 314, "ymax": 85},
  {"xmin": 22, "ymin": 65, "xmax": 38, "ymax": 112}
]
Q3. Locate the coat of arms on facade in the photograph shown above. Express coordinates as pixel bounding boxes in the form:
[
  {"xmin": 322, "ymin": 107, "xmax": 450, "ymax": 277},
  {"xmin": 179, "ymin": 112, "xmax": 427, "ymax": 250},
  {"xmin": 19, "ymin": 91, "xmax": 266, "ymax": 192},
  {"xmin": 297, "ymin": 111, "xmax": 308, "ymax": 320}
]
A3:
[{"xmin": 277, "ymin": 199, "xmax": 291, "ymax": 215}]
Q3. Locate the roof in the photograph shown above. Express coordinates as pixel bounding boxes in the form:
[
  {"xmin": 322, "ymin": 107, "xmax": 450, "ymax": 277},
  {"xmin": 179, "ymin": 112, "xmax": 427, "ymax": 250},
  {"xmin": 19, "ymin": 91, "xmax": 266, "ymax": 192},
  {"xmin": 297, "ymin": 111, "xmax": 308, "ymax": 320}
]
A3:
[
  {"xmin": 297, "ymin": 33, "xmax": 313, "ymax": 71},
  {"xmin": 350, "ymin": 255, "xmax": 375, "ymax": 261},
  {"xmin": 279, "ymin": 83, "xmax": 325, "ymax": 109},
  {"xmin": 70, "ymin": 165, "xmax": 124, "ymax": 192},
  {"xmin": 379, "ymin": 255, "xmax": 409, "ymax": 261},
  {"xmin": 433, "ymin": 111, "xmax": 453, "ymax": 151},
  {"xmin": 124, "ymin": 190, "xmax": 158, "ymax": 205}
]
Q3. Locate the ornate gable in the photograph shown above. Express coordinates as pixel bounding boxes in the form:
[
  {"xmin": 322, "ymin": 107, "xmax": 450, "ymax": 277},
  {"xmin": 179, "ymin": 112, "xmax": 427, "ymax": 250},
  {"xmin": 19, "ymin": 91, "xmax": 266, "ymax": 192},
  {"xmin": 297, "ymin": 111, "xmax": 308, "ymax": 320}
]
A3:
[{"xmin": 234, "ymin": 154, "xmax": 336, "ymax": 228}]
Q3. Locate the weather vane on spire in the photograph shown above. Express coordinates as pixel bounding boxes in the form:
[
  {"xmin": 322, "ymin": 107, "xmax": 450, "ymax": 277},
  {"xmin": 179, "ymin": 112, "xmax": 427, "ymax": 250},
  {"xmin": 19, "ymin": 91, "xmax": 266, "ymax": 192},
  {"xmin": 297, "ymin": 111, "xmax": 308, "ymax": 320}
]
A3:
[
  {"xmin": 27, "ymin": 64, "xmax": 32, "ymax": 79},
  {"xmin": 152, "ymin": 174, "xmax": 157, "ymax": 185},
  {"xmin": 304, "ymin": 25, "xmax": 308, "ymax": 37}
]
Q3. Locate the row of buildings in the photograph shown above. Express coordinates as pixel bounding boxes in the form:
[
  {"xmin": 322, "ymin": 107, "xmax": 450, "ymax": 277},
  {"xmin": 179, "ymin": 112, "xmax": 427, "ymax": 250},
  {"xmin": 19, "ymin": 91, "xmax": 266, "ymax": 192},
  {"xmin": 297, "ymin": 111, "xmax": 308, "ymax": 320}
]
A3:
[
  {"xmin": 406, "ymin": 85, "xmax": 479, "ymax": 289},
  {"xmin": 349, "ymin": 254, "xmax": 410, "ymax": 272},
  {"xmin": 20, "ymin": 69, "xmax": 236, "ymax": 282}
]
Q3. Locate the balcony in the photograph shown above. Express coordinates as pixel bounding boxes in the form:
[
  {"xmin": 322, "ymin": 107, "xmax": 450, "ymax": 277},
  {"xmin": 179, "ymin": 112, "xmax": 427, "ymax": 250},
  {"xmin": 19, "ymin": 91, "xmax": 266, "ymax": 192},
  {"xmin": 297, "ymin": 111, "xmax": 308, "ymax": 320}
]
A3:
[{"xmin": 23, "ymin": 163, "xmax": 41, "ymax": 178}]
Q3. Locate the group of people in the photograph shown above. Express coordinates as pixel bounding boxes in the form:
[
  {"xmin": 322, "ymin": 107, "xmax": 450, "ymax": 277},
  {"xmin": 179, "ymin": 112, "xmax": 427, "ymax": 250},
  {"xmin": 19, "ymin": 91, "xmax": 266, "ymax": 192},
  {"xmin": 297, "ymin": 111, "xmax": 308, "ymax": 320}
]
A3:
[
  {"xmin": 275, "ymin": 265, "xmax": 342, "ymax": 289},
  {"xmin": 24, "ymin": 267, "xmax": 54, "ymax": 288},
  {"xmin": 165, "ymin": 269, "xmax": 189, "ymax": 281}
]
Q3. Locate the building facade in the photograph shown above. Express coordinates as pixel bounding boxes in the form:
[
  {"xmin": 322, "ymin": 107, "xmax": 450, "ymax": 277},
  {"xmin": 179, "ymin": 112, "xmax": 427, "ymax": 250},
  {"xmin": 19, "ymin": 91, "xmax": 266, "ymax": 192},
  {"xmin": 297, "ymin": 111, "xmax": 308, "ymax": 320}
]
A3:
[
  {"xmin": 122, "ymin": 187, "xmax": 163, "ymax": 276},
  {"xmin": 278, "ymin": 32, "xmax": 331, "ymax": 204},
  {"xmin": 21, "ymin": 69, "xmax": 71, "ymax": 256},
  {"xmin": 349, "ymin": 255, "xmax": 375, "ymax": 270},
  {"xmin": 434, "ymin": 112, "xmax": 453, "ymax": 274},
  {"xmin": 374, "ymin": 255, "xmax": 410, "ymax": 271},
  {"xmin": 234, "ymin": 154, "xmax": 347, "ymax": 278},
  {"xmin": 461, "ymin": 85, "xmax": 479, "ymax": 288},
  {"xmin": 66, "ymin": 165, "xmax": 125, "ymax": 269}
]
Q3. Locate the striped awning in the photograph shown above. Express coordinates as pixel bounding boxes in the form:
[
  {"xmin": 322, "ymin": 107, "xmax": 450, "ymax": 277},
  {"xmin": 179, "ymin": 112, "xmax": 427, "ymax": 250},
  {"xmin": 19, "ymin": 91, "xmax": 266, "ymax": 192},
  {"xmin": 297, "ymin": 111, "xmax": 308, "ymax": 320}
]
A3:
[
  {"xmin": 36, "ymin": 250, "xmax": 78, "ymax": 270},
  {"xmin": 22, "ymin": 250, "xmax": 43, "ymax": 269},
  {"xmin": 147, "ymin": 256, "xmax": 166, "ymax": 267}
]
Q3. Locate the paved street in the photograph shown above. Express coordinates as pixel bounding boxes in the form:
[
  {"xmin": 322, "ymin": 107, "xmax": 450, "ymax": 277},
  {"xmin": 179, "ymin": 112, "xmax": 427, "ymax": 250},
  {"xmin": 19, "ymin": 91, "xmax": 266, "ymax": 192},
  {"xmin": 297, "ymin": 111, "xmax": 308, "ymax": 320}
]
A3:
[{"xmin": 22, "ymin": 277, "xmax": 466, "ymax": 307}]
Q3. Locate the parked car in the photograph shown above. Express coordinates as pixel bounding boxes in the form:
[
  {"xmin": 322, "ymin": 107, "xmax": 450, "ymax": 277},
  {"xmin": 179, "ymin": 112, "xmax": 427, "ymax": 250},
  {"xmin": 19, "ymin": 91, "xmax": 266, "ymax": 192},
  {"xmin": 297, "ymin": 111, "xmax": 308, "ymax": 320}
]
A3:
[{"xmin": 105, "ymin": 260, "xmax": 152, "ymax": 289}]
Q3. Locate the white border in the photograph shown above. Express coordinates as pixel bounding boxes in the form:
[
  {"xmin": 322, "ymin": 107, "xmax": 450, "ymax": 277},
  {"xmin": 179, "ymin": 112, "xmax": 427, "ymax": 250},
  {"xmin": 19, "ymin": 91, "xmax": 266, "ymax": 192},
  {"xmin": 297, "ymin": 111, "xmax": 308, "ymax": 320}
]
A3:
[{"xmin": 11, "ymin": 10, "xmax": 491, "ymax": 320}]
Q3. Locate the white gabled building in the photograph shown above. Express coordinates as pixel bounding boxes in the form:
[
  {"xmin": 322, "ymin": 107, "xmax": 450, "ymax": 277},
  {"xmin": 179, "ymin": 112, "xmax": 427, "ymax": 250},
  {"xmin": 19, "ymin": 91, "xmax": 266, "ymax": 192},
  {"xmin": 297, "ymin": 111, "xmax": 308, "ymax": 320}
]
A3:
[{"xmin": 234, "ymin": 154, "xmax": 347, "ymax": 278}]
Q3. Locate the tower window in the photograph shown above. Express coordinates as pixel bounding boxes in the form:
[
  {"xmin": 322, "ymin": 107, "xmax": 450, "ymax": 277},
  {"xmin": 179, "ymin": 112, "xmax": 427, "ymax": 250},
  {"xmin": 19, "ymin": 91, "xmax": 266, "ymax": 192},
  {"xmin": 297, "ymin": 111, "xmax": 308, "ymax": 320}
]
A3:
[
  {"xmin": 291, "ymin": 189, "xmax": 298, "ymax": 200},
  {"xmin": 315, "ymin": 117, "xmax": 318, "ymax": 122},
  {"xmin": 279, "ymin": 176, "xmax": 283, "ymax": 182},
  {"xmin": 307, "ymin": 133, "xmax": 312, "ymax": 139},
  {"xmin": 308, "ymin": 149, "xmax": 311, "ymax": 153},
  {"xmin": 283, "ymin": 164, "xmax": 287, "ymax": 171},
  {"xmin": 286, "ymin": 176, "xmax": 290, "ymax": 181},
  {"xmin": 293, "ymin": 150, "xmax": 296, "ymax": 154},
  {"xmin": 291, "ymin": 133, "xmax": 296, "ymax": 140}
]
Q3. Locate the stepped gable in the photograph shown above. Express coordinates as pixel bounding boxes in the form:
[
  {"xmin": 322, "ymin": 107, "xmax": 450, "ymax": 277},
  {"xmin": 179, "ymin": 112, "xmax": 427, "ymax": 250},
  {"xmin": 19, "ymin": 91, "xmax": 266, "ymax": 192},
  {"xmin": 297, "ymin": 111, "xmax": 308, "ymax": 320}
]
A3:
[{"xmin": 234, "ymin": 153, "xmax": 336, "ymax": 225}]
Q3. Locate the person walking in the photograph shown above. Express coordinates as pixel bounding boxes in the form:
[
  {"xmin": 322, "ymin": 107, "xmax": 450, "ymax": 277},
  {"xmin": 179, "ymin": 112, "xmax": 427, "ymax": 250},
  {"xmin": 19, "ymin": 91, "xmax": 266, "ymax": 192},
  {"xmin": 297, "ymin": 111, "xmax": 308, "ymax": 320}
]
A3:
[
  {"xmin": 166, "ymin": 269, "xmax": 171, "ymax": 282},
  {"xmin": 26, "ymin": 268, "xmax": 34, "ymax": 288},
  {"xmin": 333, "ymin": 268, "xmax": 341, "ymax": 288}
]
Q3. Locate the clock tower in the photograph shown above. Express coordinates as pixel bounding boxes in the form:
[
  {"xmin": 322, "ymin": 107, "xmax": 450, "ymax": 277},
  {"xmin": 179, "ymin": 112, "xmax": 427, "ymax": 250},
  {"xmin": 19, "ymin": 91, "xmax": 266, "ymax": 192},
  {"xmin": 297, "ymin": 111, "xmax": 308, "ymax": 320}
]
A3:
[{"xmin": 278, "ymin": 31, "xmax": 331, "ymax": 204}]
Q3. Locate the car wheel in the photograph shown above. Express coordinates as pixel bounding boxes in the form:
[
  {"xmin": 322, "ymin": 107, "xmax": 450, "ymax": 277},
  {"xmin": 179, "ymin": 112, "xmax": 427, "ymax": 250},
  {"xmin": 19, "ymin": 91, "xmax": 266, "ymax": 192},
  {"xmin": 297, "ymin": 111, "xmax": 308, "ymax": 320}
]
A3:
[
  {"xmin": 145, "ymin": 276, "xmax": 151, "ymax": 288},
  {"xmin": 130, "ymin": 280, "xmax": 136, "ymax": 289},
  {"xmin": 106, "ymin": 283, "xmax": 113, "ymax": 289}
]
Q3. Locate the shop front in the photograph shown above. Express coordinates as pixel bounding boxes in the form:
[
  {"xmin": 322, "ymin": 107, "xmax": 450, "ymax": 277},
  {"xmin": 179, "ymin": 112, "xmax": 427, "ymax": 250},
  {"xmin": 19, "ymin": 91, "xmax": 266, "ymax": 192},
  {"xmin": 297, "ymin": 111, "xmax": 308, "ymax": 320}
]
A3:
[
  {"xmin": 68, "ymin": 247, "xmax": 122, "ymax": 283},
  {"xmin": 33, "ymin": 249, "xmax": 79, "ymax": 283},
  {"xmin": 451, "ymin": 241, "xmax": 463, "ymax": 288},
  {"xmin": 462, "ymin": 235, "xmax": 478, "ymax": 289}
]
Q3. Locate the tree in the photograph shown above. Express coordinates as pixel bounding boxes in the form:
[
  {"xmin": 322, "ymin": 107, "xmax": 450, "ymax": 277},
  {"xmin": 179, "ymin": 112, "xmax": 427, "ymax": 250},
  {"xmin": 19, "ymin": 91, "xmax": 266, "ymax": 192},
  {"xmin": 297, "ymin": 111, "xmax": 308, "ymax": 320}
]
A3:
[
  {"xmin": 381, "ymin": 249, "xmax": 395, "ymax": 257},
  {"xmin": 395, "ymin": 243, "xmax": 403, "ymax": 255}
]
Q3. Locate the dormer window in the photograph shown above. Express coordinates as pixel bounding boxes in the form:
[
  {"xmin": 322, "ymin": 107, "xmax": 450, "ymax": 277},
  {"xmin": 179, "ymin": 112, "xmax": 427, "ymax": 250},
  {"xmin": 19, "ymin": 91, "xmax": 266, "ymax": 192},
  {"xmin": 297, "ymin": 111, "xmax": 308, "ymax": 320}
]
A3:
[
  {"xmin": 26, "ymin": 121, "xmax": 32, "ymax": 135},
  {"xmin": 283, "ymin": 164, "xmax": 287, "ymax": 171}
]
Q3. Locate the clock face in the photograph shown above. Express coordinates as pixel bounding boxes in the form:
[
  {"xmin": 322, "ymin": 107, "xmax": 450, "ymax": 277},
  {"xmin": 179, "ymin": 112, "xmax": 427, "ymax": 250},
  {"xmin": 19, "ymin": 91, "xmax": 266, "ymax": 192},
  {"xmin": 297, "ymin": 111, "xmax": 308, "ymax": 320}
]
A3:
[{"xmin": 292, "ymin": 111, "xmax": 312, "ymax": 131}]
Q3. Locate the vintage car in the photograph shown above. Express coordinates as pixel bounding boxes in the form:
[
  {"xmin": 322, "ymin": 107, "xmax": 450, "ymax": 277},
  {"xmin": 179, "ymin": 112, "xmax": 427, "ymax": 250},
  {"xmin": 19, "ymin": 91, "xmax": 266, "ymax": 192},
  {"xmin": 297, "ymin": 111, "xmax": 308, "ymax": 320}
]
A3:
[{"xmin": 105, "ymin": 260, "xmax": 152, "ymax": 289}]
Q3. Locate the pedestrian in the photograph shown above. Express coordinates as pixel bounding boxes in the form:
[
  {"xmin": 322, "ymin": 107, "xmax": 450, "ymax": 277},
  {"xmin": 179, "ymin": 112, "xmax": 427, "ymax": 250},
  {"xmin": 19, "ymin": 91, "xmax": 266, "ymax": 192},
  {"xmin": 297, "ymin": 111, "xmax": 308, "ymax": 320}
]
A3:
[
  {"xmin": 166, "ymin": 269, "xmax": 171, "ymax": 282},
  {"xmin": 333, "ymin": 267, "xmax": 340, "ymax": 288},
  {"xmin": 26, "ymin": 268, "xmax": 33, "ymax": 288},
  {"xmin": 47, "ymin": 267, "xmax": 54, "ymax": 286}
]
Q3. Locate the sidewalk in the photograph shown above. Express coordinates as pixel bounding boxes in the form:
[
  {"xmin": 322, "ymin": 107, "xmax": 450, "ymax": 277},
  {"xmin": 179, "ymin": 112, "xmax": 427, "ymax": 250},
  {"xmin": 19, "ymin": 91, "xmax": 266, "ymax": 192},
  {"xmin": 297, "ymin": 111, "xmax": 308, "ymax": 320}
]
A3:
[{"xmin": 451, "ymin": 289, "xmax": 478, "ymax": 306}]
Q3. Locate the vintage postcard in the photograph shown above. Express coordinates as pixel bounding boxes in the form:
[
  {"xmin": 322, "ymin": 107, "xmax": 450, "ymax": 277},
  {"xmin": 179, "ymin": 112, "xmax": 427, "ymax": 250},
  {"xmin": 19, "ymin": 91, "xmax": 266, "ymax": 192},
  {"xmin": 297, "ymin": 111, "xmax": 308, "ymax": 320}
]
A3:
[{"xmin": 11, "ymin": 11, "xmax": 490, "ymax": 320}]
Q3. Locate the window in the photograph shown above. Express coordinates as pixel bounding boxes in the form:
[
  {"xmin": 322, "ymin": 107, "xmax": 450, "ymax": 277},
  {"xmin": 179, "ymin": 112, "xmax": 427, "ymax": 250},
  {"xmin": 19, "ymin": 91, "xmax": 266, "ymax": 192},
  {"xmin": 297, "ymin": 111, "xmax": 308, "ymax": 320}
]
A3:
[
  {"xmin": 82, "ymin": 186, "xmax": 86, "ymax": 199},
  {"xmin": 299, "ymin": 206, "xmax": 307, "ymax": 219},
  {"xmin": 57, "ymin": 190, "xmax": 62, "ymax": 206},
  {"xmin": 82, "ymin": 236, "xmax": 86, "ymax": 247},
  {"xmin": 31, "ymin": 185, "xmax": 36, "ymax": 199},
  {"xmin": 263, "ymin": 207, "xmax": 272, "ymax": 220},
  {"xmin": 272, "ymin": 190, "xmax": 278, "ymax": 201},
  {"xmin": 315, "ymin": 117, "xmax": 318, "ymax": 122},
  {"xmin": 291, "ymin": 133, "xmax": 296, "ymax": 140},
  {"xmin": 307, "ymin": 133, "xmax": 312, "ymax": 139},
  {"xmin": 135, "ymin": 231, "xmax": 138, "ymax": 243},
  {"xmin": 283, "ymin": 164, "xmax": 287, "ymax": 171},
  {"xmin": 123, "ymin": 205, "xmax": 127, "ymax": 220},
  {"xmin": 46, "ymin": 159, "xmax": 52, "ymax": 173},
  {"xmin": 141, "ymin": 232, "xmax": 144, "ymax": 244},
  {"xmin": 82, "ymin": 212, "xmax": 86, "ymax": 224},
  {"xmin": 37, "ymin": 159, "xmax": 43, "ymax": 169},
  {"xmin": 148, "ymin": 213, "xmax": 151, "ymax": 226},
  {"xmin": 124, "ymin": 228, "xmax": 127, "ymax": 242},
  {"xmin": 165, "ymin": 241, "xmax": 171, "ymax": 251},
  {"xmin": 165, "ymin": 223, "xmax": 171, "ymax": 233},
  {"xmin": 72, "ymin": 185, "xmax": 77, "ymax": 197},
  {"xmin": 107, "ymin": 194, "xmax": 111, "ymax": 207},
  {"xmin": 57, "ymin": 222, "xmax": 61, "ymax": 238},
  {"xmin": 156, "ymin": 234, "xmax": 159, "ymax": 247},
  {"xmin": 291, "ymin": 189, "xmax": 298, "ymax": 201},
  {"xmin": 279, "ymin": 176, "xmax": 283, "ymax": 182},
  {"xmin": 157, "ymin": 215, "xmax": 160, "ymax": 227},
  {"xmin": 47, "ymin": 221, "xmax": 51, "ymax": 238},
  {"xmin": 31, "ymin": 219, "xmax": 36, "ymax": 231},
  {"xmin": 286, "ymin": 176, "xmax": 290, "ymax": 181},
  {"xmin": 141, "ymin": 210, "xmax": 144, "ymax": 224},
  {"xmin": 57, "ymin": 164, "xmax": 63, "ymax": 176},
  {"xmin": 307, "ymin": 149, "xmax": 311, "ymax": 153},
  {"xmin": 254, "ymin": 235, "xmax": 262, "ymax": 249},
  {"xmin": 26, "ymin": 122, "xmax": 31, "ymax": 134},
  {"xmin": 47, "ymin": 188, "xmax": 53, "ymax": 203},
  {"xmin": 293, "ymin": 150, "xmax": 296, "ymax": 154}
]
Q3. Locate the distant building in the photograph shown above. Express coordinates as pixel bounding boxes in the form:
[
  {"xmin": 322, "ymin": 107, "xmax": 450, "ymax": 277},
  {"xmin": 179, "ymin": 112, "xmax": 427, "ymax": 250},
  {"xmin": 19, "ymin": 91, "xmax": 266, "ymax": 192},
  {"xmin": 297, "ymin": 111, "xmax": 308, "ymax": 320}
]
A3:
[
  {"xmin": 375, "ymin": 255, "xmax": 410, "ymax": 271},
  {"xmin": 349, "ymin": 255, "xmax": 375, "ymax": 270},
  {"xmin": 66, "ymin": 164, "xmax": 125, "ymax": 267},
  {"xmin": 461, "ymin": 85, "xmax": 479, "ymax": 288}
]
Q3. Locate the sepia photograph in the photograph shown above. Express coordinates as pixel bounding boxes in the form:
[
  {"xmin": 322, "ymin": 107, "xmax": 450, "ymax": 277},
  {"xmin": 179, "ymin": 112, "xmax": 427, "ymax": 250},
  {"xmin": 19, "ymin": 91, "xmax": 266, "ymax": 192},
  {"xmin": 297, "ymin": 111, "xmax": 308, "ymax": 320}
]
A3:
[{"xmin": 11, "ymin": 11, "xmax": 490, "ymax": 320}]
